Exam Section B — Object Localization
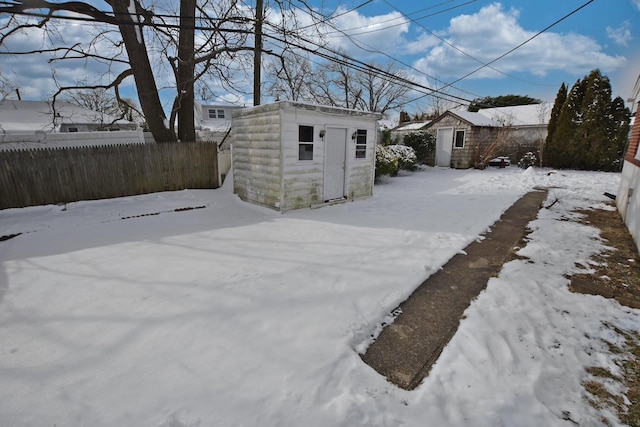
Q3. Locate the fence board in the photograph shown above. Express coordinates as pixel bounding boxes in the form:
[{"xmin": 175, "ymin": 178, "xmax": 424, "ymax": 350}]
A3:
[{"xmin": 0, "ymin": 142, "xmax": 218, "ymax": 209}]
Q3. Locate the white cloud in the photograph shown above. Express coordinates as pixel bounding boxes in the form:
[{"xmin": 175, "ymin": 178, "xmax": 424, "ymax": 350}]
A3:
[
  {"xmin": 606, "ymin": 21, "xmax": 632, "ymax": 46},
  {"xmin": 413, "ymin": 3, "xmax": 627, "ymax": 81},
  {"xmin": 633, "ymin": 0, "xmax": 640, "ymax": 11},
  {"xmin": 322, "ymin": 8, "xmax": 410, "ymax": 59},
  {"xmin": 405, "ymin": 32, "xmax": 440, "ymax": 54}
]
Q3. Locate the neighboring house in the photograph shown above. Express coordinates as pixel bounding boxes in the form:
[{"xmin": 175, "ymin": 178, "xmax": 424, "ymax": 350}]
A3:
[
  {"xmin": 389, "ymin": 120, "xmax": 431, "ymax": 143},
  {"xmin": 231, "ymin": 101, "xmax": 381, "ymax": 212},
  {"xmin": 194, "ymin": 102, "xmax": 245, "ymax": 185},
  {"xmin": 0, "ymin": 100, "xmax": 137, "ymax": 133},
  {"xmin": 0, "ymin": 100, "xmax": 143, "ymax": 149},
  {"xmin": 424, "ymin": 103, "xmax": 551, "ymax": 168},
  {"xmin": 195, "ymin": 102, "xmax": 244, "ymax": 146},
  {"xmin": 616, "ymin": 73, "xmax": 640, "ymax": 252}
]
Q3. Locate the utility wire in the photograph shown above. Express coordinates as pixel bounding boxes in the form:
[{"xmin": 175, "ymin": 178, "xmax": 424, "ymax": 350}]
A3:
[{"xmin": 444, "ymin": 0, "xmax": 596, "ymax": 88}]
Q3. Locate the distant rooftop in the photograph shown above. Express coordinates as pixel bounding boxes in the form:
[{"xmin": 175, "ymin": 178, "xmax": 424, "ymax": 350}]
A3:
[{"xmin": 0, "ymin": 100, "xmax": 135, "ymax": 133}]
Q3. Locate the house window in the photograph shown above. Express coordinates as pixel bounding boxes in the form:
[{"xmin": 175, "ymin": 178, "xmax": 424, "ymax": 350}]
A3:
[
  {"xmin": 298, "ymin": 125, "xmax": 314, "ymax": 160},
  {"xmin": 355, "ymin": 129, "xmax": 367, "ymax": 158},
  {"xmin": 68, "ymin": 127, "xmax": 78, "ymax": 133},
  {"xmin": 454, "ymin": 130, "xmax": 465, "ymax": 148},
  {"xmin": 208, "ymin": 109, "xmax": 226, "ymax": 119}
]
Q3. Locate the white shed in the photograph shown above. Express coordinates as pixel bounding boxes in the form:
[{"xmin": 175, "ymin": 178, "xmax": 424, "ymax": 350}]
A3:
[{"xmin": 231, "ymin": 101, "xmax": 381, "ymax": 212}]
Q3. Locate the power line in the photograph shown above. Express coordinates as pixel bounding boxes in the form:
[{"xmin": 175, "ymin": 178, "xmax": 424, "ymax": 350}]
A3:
[{"xmin": 444, "ymin": 0, "xmax": 596, "ymax": 88}]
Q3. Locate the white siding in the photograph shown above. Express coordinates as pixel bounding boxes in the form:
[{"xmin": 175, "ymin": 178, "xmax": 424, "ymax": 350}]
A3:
[
  {"xmin": 232, "ymin": 104, "xmax": 282, "ymax": 209},
  {"xmin": 231, "ymin": 101, "xmax": 380, "ymax": 212}
]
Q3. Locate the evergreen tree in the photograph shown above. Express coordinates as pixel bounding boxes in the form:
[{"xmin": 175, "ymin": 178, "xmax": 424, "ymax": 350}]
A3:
[
  {"xmin": 543, "ymin": 83, "xmax": 567, "ymax": 166},
  {"xmin": 546, "ymin": 69, "xmax": 631, "ymax": 171},
  {"xmin": 468, "ymin": 94, "xmax": 541, "ymax": 112},
  {"xmin": 549, "ymin": 78, "xmax": 586, "ymax": 168},
  {"xmin": 580, "ymin": 69, "xmax": 611, "ymax": 170},
  {"xmin": 607, "ymin": 96, "xmax": 631, "ymax": 171}
]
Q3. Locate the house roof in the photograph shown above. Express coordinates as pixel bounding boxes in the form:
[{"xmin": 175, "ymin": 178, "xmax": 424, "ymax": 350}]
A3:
[
  {"xmin": 0, "ymin": 100, "xmax": 135, "ymax": 133},
  {"xmin": 392, "ymin": 121, "xmax": 431, "ymax": 131},
  {"xmin": 475, "ymin": 103, "xmax": 551, "ymax": 126},
  {"xmin": 433, "ymin": 103, "xmax": 552, "ymax": 128},
  {"xmin": 448, "ymin": 110, "xmax": 496, "ymax": 127}
]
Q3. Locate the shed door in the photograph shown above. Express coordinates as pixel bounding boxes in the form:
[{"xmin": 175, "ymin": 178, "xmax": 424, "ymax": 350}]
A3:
[
  {"xmin": 436, "ymin": 127, "xmax": 453, "ymax": 167},
  {"xmin": 324, "ymin": 127, "xmax": 347, "ymax": 201}
]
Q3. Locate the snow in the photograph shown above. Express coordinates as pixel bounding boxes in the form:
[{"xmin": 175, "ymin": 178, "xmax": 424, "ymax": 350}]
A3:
[{"xmin": 0, "ymin": 167, "xmax": 637, "ymax": 426}]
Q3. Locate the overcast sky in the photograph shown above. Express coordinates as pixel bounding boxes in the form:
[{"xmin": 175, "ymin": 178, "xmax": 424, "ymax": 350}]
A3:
[{"xmin": 0, "ymin": 0, "xmax": 638, "ymax": 115}]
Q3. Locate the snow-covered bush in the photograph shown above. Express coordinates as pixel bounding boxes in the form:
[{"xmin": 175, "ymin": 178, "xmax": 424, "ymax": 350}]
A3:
[
  {"xmin": 375, "ymin": 145, "xmax": 399, "ymax": 178},
  {"xmin": 388, "ymin": 145, "xmax": 418, "ymax": 171},
  {"xmin": 375, "ymin": 145, "xmax": 418, "ymax": 179},
  {"xmin": 518, "ymin": 152, "xmax": 537, "ymax": 169}
]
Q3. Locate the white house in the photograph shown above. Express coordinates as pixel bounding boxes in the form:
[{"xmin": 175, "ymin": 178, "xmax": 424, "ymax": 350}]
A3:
[
  {"xmin": 0, "ymin": 100, "xmax": 138, "ymax": 133},
  {"xmin": 616, "ymin": 73, "xmax": 640, "ymax": 252},
  {"xmin": 193, "ymin": 102, "xmax": 245, "ymax": 185},
  {"xmin": 195, "ymin": 102, "xmax": 244, "ymax": 145},
  {"xmin": 0, "ymin": 100, "xmax": 142, "ymax": 149},
  {"xmin": 231, "ymin": 101, "xmax": 381, "ymax": 212}
]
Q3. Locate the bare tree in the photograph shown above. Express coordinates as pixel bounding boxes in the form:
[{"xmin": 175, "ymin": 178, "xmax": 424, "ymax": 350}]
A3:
[
  {"xmin": 264, "ymin": 47, "xmax": 313, "ymax": 101},
  {"xmin": 0, "ymin": 70, "xmax": 17, "ymax": 100},
  {"xmin": 0, "ymin": 0, "xmax": 258, "ymax": 142},
  {"xmin": 305, "ymin": 58, "xmax": 409, "ymax": 116},
  {"xmin": 61, "ymin": 88, "xmax": 144, "ymax": 125}
]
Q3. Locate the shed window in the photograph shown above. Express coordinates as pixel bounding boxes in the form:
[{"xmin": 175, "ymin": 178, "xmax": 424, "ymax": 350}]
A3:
[
  {"xmin": 454, "ymin": 130, "xmax": 465, "ymax": 148},
  {"xmin": 299, "ymin": 144, "xmax": 314, "ymax": 160},
  {"xmin": 68, "ymin": 127, "xmax": 78, "ymax": 133},
  {"xmin": 298, "ymin": 125, "xmax": 314, "ymax": 160},
  {"xmin": 355, "ymin": 129, "xmax": 367, "ymax": 158}
]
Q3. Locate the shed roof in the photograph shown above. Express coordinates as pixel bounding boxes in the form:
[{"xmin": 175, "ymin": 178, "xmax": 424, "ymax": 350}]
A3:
[
  {"xmin": 232, "ymin": 100, "xmax": 382, "ymax": 120},
  {"xmin": 0, "ymin": 100, "xmax": 135, "ymax": 133}
]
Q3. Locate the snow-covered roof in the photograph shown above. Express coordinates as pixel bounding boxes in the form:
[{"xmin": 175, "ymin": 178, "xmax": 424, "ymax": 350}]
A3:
[
  {"xmin": 442, "ymin": 103, "xmax": 552, "ymax": 128},
  {"xmin": 449, "ymin": 110, "xmax": 496, "ymax": 127},
  {"xmin": 476, "ymin": 103, "xmax": 551, "ymax": 126},
  {"xmin": 0, "ymin": 100, "xmax": 135, "ymax": 133},
  {"xmin": 392, "ymin": 121, "xmax": 431, "ymax": 131}
]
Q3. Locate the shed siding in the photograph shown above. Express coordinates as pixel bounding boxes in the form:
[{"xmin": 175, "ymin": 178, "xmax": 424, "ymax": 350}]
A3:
[
  {"xmin": 232, "ymin": 107, "xmax": 282, "ymax": 208},
  {"xmin": 279, "ymin": 107, "xmax": 377, "ymax": 211},
  {"xmin": 232, "ymin": 101, "xmax": 379, "ymax": 211}
]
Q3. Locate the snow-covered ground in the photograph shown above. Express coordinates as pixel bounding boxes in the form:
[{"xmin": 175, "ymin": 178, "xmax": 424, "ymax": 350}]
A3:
[{"xmin": 0, "ymin": 166, "xmax": 637, "ymax": 427}]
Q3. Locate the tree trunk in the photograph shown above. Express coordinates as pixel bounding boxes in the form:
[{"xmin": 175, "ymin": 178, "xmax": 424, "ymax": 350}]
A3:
[
  {"xmin": 111, "ymin": 0, "xmax": 176, "ymax": 143},
  {"xmin": 177, "ymin": 0, "xmax": 196, "ymax": 142}
]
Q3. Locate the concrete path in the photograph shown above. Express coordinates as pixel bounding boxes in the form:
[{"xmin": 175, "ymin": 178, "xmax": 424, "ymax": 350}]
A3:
[{"xmin": 361, "ymin": 189, "xmax": 549, "ymax": 390}]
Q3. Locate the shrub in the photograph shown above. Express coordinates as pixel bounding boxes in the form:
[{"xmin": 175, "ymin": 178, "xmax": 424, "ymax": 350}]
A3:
[
  {"xmin": 388, "ymin": 144, "xmax": 418, "ymax": 171},
  {"xmin": 375, "ymin": 145, "xmax": 399, "ymax": 178},
  {"xmin": 518, "ymin": 152, "xmax": 537, "ymax": 169},
  {"xmin": 403, "ymin": 131, "xmax": 435, "ymax": 164}
]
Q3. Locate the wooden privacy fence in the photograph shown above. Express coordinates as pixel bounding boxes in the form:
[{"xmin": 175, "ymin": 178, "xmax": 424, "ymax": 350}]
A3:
[{"xmin": 0, "ymin": 142, "xmax": 218, "ymax": 210}]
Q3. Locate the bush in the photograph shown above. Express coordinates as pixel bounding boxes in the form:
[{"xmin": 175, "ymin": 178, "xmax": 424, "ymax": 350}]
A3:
[
  {"xmin": 388, "ymin": 144, "xmax": 418, "ymax": 171},
  {"xmin": 375, "ymin": 145, "xmax": 417, "ymax": 178},
  {"xmin": 403, "ymin": 131, "xmax": 435, "ymax": 164},
  {"xmin": 375, "ymin": 145, "xmax": 399, "ymax": 178},
  {"xmin": 518, "ymin": 152, "xmax": 537, "ymax": 169}
]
